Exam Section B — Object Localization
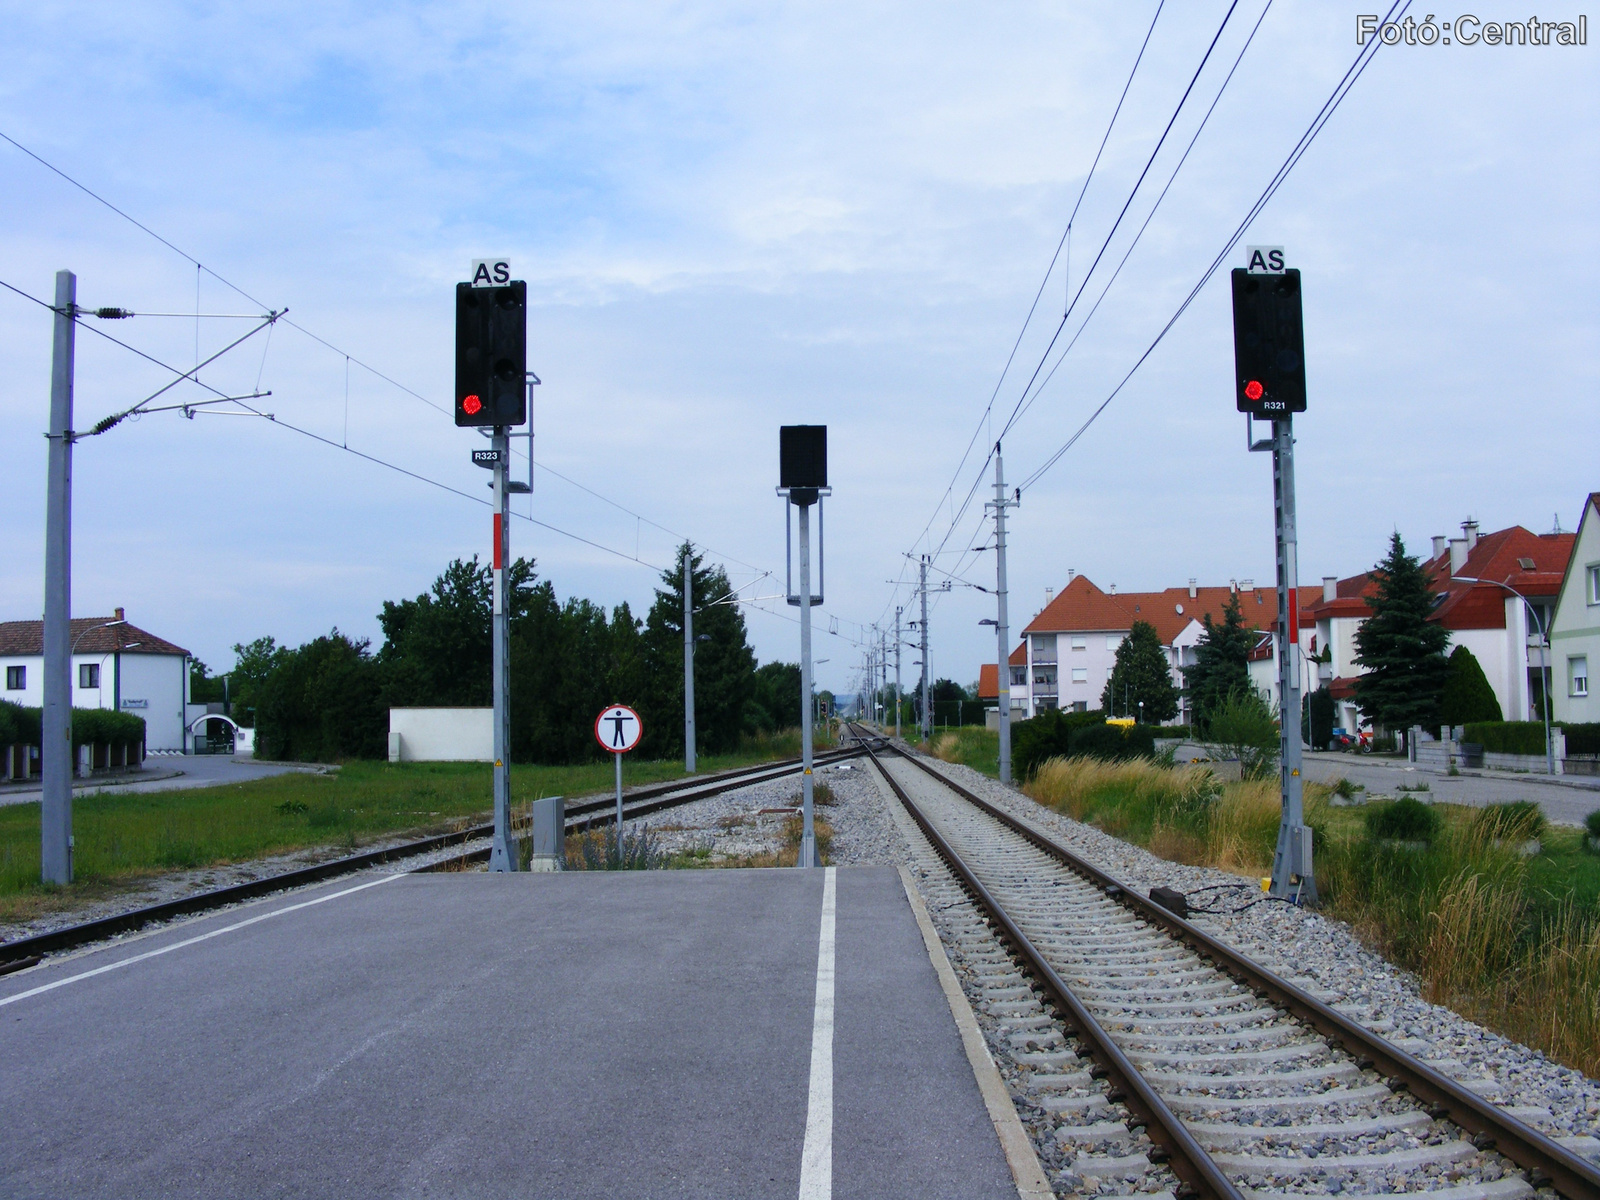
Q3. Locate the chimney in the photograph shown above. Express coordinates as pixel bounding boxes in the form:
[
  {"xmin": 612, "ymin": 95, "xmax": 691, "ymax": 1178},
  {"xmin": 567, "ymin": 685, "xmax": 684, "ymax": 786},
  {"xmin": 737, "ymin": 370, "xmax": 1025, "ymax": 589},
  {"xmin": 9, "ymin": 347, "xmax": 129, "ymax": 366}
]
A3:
[
  {"xmin": 1109, "ymin": 582, "xmax": 1117, "ymax": 595},
  {"xmin": 1230, "ymin": 579, "xmax": 1237, "ymax": 593},
  {"xmin": 1322, "ymin": 576, "xmax": 1337, "ymax": 603},
  {"xmin": 1044, "ymin": 587, "xmax": 1054, "ymax": 607},
  {"xmin": 1449, "ymin": 537, "xmax": 1468, "ymax": 577},
  {"xmin": 1067, "ymin": 569, "xmax": 1075, "ymax": 582},
  {"xmin": 1187, "ymin": 578, "xmax": 1197, "ymax": 599},
  {"xmin": 1462, "ymin": 519, "xmax": 1479, "ymax": 550},
  {"xmin": 1239, "ymin": 579, "xmax": 1253, "ymax": 592},
  {"xmin": 114, "ymin": 606, "xmax": 125, "ymax": 621},
  {"xmin": 1431, "ymin": 535, "xmax": 1448, "ymax": 559}
]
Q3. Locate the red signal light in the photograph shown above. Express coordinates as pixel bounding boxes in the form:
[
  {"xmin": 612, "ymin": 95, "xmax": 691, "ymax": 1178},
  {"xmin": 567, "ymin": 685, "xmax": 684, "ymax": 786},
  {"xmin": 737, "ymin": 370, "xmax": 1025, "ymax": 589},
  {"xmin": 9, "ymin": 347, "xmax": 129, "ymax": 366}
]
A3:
[
  {"xmin": 462, "ymin": 394, "xmax": 482, "ymax": 415},
  {"xmin": 1244, "ymin": 380, "xmax": 1264, "ymax": 401}
]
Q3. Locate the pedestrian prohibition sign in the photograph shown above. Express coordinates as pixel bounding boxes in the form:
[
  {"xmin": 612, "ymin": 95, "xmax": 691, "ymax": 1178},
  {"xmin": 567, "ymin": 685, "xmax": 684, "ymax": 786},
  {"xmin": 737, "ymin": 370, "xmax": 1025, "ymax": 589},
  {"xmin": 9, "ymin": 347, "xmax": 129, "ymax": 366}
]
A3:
[{"xmin": 595, "ymin": 705, "xmax": 642, "ymax": 754}]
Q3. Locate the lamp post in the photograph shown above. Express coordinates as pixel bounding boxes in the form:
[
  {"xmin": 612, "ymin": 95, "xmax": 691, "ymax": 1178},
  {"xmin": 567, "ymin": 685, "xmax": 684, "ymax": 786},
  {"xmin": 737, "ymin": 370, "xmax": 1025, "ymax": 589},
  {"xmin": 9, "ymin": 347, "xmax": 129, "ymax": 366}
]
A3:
[{"xmin": 1452, "ymin": 575, "xmax": 1555, "ymax": 775}]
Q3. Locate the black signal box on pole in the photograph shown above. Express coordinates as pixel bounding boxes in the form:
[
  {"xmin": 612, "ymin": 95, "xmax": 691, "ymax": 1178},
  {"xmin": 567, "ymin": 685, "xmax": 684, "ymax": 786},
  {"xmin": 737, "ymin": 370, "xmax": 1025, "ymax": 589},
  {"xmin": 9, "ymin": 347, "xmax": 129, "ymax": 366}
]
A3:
[
  {"xmin": 779, "ymin": 425, "xmax": 827, "ymax": 490},
  {"xmin": 1230, "ymin": 268, "xmax": 1306, "ymax": 416},
  {"xmin": 455, "ymin": 281, "xmax": 527, "ymax": 426}
]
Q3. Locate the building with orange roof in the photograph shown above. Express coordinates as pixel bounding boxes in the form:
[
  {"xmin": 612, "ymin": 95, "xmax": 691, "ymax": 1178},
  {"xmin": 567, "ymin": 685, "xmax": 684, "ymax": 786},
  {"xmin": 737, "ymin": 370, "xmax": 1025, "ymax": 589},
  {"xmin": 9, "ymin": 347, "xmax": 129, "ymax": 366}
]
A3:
[{"xmin": 1551, "ymin": 493, "xmax": 1600, "ymax": 727}]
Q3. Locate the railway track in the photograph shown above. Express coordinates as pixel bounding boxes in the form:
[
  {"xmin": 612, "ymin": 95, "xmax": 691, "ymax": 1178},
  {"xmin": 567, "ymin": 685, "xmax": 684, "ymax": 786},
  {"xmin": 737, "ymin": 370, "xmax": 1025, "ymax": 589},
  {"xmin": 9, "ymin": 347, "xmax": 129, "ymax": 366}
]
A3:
[
  {"xmin": 0, "ymin": 745, "xmax": 862, "ymax": 968},
  {"xmin": 848, "ymin": 725, "xmax": 1600, "ymax": 1200}
]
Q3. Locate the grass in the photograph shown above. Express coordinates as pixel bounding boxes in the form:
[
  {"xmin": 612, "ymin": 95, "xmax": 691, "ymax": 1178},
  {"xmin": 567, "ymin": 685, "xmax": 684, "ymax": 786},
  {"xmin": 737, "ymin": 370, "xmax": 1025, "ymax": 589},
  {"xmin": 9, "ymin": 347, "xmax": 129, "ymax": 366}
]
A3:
[
  {"xmin": 929, "ymin": 727, "xmax": 1001, "ymax": 778},
  {"xmin": 1023, "ymin": 752, "xmax": 1600, "ymax": 1075},
  {"xmin": 0, "ymin": 736, "xmax": 801, "ymax": 925}
]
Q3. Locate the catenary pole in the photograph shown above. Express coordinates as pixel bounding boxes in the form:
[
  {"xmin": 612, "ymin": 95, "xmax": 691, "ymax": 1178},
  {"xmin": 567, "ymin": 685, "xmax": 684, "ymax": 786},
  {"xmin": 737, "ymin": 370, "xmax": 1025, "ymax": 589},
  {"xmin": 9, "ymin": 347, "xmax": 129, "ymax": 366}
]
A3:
[
  {"xmin": 41, "ymin": 270, "xmax": 76, "ymax": 885},
  {"xmin": 683, "ymin": 547, "xmax": 696, "ymax": 773},
  {"xmin": 894, "ymin": 607, "xmax": 903, "ymax": 740},
  {"xmin": 487, "ymin": 425, "xmax": 518, "ymax": 872},
  {"xmin": 1267, "ymin": 415, "xmax": 1312, "ymax": 901},
  {"xmin": 991, "ymin": 443, "xmax": 1015, "ymax": 785},
  {"xmin": 919, "ymin": 555, "xmax": 931, "ymax": 741}
]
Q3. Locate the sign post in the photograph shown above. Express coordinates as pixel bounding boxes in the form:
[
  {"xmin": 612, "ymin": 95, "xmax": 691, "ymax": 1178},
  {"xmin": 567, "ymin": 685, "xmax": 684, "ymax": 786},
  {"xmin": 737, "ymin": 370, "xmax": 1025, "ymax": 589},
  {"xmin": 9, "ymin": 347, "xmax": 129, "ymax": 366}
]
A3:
[
  {"xmin": 595, "ymin": 704, "xmax": 643, "ymax": 856},
  {"xmin": 1232, "ymin": 250, "xmax": 1315, "ymax": 903}
]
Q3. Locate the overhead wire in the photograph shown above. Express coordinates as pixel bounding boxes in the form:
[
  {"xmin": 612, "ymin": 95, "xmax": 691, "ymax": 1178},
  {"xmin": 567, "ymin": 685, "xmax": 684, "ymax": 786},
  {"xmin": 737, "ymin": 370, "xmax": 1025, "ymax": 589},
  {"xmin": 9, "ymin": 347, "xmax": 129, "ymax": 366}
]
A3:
[{"xmin": 1016, "ymin": 0, "xmax": 1410, "ymax": 493}]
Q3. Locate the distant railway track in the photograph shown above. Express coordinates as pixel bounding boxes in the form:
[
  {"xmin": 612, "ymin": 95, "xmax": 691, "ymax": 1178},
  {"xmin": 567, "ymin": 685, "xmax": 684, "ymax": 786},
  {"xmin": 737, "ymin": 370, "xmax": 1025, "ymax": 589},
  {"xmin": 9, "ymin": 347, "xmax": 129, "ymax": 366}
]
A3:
[
  {"xmin": 847, "ymin": 724, "xmax": 1600, "ymax": 1200},
  {"xmin": 0, "ymin": 745, "xmax": 863, "ymax": 968}
]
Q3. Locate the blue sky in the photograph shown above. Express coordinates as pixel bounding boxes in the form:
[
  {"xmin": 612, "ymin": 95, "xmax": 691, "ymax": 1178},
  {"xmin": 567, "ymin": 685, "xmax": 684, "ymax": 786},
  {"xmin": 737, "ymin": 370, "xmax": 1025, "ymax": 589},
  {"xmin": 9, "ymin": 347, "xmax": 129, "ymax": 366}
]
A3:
[{"xmin": 1, "ymin": 2, "xmax": 1595, "ymax": 697}]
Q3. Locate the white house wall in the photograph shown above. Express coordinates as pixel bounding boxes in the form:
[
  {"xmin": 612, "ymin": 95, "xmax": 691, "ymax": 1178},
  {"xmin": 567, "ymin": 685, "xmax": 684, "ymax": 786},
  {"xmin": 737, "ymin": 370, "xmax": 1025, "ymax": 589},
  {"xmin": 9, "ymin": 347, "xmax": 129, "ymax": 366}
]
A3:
[
  {"xmin": 0, "ymin": 652, "xmax": 185, "ymax": 751},
  {"xmin": 1552, "ymin": 504, "xmax": 1600, "ymax": 725}
]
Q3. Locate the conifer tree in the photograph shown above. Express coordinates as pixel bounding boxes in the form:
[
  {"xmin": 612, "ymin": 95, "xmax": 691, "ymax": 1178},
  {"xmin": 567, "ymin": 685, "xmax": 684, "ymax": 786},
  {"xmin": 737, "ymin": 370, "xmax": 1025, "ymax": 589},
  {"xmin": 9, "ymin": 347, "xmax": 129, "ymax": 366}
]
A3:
[
  {"xmin": 1183, "ymin": 591, "xmax": 1257, "ymax": 732},
  {"xmin": 1352, "ymin": 532, "xmax": 1451, "ymax": 745},
  {"xmin": 1101, "ymin": 620, "xmax": 1179, "ymax": 722},
  {"xmin": 1438, "ymin": 644, "xmax": 1502, "ymax": 727}
]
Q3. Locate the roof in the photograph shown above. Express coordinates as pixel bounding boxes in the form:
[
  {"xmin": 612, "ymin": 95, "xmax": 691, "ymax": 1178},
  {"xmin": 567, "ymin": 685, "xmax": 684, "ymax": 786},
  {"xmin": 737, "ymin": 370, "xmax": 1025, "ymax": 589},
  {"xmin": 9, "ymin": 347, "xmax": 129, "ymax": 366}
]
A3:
[
  {"xmin": 0, "ymin": 616, "xmax": 190, "ymax": 658},
  {"xmin": 977, "ymin": 663, "xmax": 998, "ymax": 699},
  {"xmin": 1306, "ymin": 525, "xmax": 1576, "ymax": 631},
  {"xmin": 1021, "ymin": 574, "xmax": 1291, "ymax": 643},
  {"xmin": 1246, "ymin": 631, "xmax": 1275, "ymax": 662}
]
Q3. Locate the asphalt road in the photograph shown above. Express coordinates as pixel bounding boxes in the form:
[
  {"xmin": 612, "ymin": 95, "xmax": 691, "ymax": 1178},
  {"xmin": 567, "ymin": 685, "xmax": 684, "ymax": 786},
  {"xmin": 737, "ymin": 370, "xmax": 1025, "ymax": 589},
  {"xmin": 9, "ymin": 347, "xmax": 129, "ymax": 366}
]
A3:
[
  {"xmin": 0, "ymin": 754, "xmax": 321, "ymax": 807},
  {"xmin": 1300, "ymin": 751, "xmax": 1600, "ymax": 827},
  {"xmin": 0, "ymin": 867, "xmax": 1015, "ymax": 1199}
]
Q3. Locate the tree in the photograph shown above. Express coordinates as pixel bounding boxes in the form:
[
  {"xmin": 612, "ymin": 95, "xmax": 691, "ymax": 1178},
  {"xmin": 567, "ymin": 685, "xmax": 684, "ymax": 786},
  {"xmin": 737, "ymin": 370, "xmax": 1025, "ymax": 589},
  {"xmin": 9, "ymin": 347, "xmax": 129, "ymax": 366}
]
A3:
[
  {"xmin": 748, "ymin": 661, "xmax": 802, "ymax": 732},
  {"xmin": 254, "ymin": 631, "xmax": 387, "ymax": 762},
  {"xmin": 1308, "ymin": 688, "xmax": 1335, "ymax": 750},
  {"xmin": 639, "ymin": 543, "xmax": 758, "ymax": 758},
  {"xmin": 1183, "ymin": 592, "xmax": 1257, "ymax": 733},
  {"xmin": 1438, "ymin": 644, "xmax": 1502, "ymax": 728},
  {"xmin": 1352, "ymin": 531, "xmax": 1451, "ymax": 746},
  {"xmin": 1100, "ymin": 620, "xmax": 1179, "ymax": 722},
  {"xmin": 229, "ymin": 636, "xmax": 287, "ymax": 728},
  {"xmin": 1204, "ymin": 688, "xmax": 1279, "ymax": 779}
]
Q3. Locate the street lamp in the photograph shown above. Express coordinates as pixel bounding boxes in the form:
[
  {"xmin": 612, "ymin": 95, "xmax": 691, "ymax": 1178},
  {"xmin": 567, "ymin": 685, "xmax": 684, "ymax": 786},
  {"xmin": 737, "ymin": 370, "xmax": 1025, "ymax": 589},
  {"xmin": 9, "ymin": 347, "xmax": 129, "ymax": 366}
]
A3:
[{"xmin": 1452, "ymin": 575, "xmax": 1555, "ymax": 775}]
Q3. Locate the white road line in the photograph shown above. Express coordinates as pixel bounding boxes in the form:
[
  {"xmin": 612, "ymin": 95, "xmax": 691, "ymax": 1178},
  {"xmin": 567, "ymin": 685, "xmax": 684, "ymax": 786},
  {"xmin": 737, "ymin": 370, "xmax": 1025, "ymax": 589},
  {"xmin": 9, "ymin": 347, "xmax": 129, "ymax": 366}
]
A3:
[
  {"xmin": 0, "ymin": 873, "xmax": 404, "ymax": 1008},
  {"xmin": 798, "ymin": 866, "xmax": 837, "ymax": 1200}
]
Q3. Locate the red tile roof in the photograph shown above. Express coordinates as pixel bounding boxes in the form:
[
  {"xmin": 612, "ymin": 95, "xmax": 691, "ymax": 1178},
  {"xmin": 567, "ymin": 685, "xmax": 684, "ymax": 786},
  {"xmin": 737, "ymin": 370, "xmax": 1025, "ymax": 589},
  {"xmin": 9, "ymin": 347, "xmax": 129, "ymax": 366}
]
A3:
[
  {"xmin": 1021, "ymin": 575, "xmax": 1295, "ymax": 642},
  {"xmin": 977, "ymin": 663, "xmax": 998, "ymax": 699},
  {"xmin": 1305, "ymin": 525, "xmax": 1575, "ymax": 632},
  {"xmin": 0, "ymin": 616, "xmax": 189, "ymax": 658},
  {"xmin": 1021, "ymin": 574, "xmax": 1134, "ymax": 635}
]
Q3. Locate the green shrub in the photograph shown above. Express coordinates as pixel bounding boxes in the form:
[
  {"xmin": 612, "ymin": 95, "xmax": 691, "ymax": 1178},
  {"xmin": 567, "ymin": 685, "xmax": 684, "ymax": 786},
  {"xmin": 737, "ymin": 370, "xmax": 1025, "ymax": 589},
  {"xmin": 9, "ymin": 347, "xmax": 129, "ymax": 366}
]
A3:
[
  {"xmin": 1010, "ymin": 708, "xmax": 1106, "ymax": 780},
  {"xmin": 1152, "ymin": 725, "xmax": 1193, "ymax": 740},
  {"xmin": 1464, "ymin": 721, "xmax": 1548, "ymax": 756},
  {"xmin": 1309, "ymin": 688, "xmax": 1335, "ymax": 750},
  {"xmin": 1474, "ymin": 800, "xmax": 1547, "ymax": 842},
  {"xmin": 1069, "ymin": 722, "xmax": 1155, "ymax": 762},
  {"xmin": 1565, "ymin": 724, "xmax": 1600, "ymax": 757},
  {"xmin": 1365, "ymin": 796, "xmax": 1441, "ymax": 842},
  {"xmin": 1204, "ymin": 689, "xmax": 1280, "ymax": 780},
  {"xmin": 71, "ymin": 708, "xmax": 146, "ymax": 747},
  {"xmin": 0, "ymin": 701, "xmax": 41, "ymax": 746},
  {"xmin": 1585, "ymin": 809, "xmax": 1600, "ymax": 840},
  {"xmin": 1440, "ymin": 645, "xmax": 1503, "ymax": 726}
]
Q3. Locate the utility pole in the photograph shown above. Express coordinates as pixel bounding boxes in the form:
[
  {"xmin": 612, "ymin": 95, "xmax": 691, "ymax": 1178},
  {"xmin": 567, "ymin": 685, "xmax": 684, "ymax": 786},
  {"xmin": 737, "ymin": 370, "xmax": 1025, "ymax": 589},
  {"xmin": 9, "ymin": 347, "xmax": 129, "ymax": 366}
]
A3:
[
  {"xmin": 879, "ymin": 629, "xmax": 888, "ymax": 729},
  {"xmin": 1265, "ymin": 416, "xmax": 1310, "ymax": 900},
  {"xmin": 683, "ymin": 546, "xmax": 696, "ymax": 774},
  {"xmin": 987, "ymin": 443, "xmax": 1017, "ymax": 785},
  {"xmin": 893, "ymin": 607, "xmax": 903, "ymax": 740},
  {"xmin": 919, "ymin": 555, "xmax": 931, "ymax": 741},
  {"xmin": 487, "ymin": 423, "xmax": 518, "ymax": 872},
  {"xmin": 41, "ymin": 270, "xmax": 75, "ymax": 885}
]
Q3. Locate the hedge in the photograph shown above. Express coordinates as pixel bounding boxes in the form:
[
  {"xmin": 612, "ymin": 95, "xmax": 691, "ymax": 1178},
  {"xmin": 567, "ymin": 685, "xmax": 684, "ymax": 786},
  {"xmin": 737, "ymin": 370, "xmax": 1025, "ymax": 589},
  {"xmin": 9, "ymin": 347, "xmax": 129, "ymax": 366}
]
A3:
[
  {"xmin": 0, "ymin": 701, "xmax": 144, "ymax": 749},
  {"xmin": 1564, "ymin": 723, "xmax": 1600, "ymax": 757},
  {"xmin": 1152, "ymin": 725, "xmax": 1193, "ymax": 741},
  {"xmin": 1463, "ymin": 721, "xmax": 1549, "ymax": 756}
]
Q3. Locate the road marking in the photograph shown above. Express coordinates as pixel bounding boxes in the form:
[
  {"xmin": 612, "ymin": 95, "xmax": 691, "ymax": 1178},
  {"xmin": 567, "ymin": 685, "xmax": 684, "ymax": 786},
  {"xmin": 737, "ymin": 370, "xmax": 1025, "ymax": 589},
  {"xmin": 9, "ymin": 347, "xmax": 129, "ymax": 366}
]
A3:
[
  {"xmin": 0, "ymin": 873, "xmax": 404, "ymax": 1008},
  {"xmin": 798, "ymin": 866, "xmax": 836, "ymax": 1200}
]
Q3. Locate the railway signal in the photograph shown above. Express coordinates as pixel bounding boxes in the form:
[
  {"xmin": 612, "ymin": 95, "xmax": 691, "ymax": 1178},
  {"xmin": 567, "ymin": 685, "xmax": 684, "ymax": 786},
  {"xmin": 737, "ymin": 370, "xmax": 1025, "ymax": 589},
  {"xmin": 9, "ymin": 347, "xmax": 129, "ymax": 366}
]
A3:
[
  {"xmin": 778, "ymin": 424, "xmax": 829, "ymax": 869},
  {"xmin": 455, "ymin": 279, "xmax": 527, "ymax": 427},
  {"xmin": 1233, "ymin": 248, "xmax": 1314, "ymax": 903}
]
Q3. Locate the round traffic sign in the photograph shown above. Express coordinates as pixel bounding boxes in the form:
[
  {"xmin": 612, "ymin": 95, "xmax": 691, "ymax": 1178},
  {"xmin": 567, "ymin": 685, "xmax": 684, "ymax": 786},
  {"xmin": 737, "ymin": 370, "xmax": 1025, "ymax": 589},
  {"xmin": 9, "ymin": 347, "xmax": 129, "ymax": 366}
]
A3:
[{"xmin": 594, "ymin": 704, "xmax": 643, "ymax": 754}]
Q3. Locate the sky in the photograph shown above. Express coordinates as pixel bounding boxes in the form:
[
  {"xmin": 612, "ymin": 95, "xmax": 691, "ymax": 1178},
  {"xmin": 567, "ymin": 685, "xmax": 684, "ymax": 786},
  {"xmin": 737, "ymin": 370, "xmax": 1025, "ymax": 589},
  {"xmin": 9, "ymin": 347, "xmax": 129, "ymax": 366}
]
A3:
[{"xmin": 0, "ymin": 2, "xmax": 1595, "ymax": 701}]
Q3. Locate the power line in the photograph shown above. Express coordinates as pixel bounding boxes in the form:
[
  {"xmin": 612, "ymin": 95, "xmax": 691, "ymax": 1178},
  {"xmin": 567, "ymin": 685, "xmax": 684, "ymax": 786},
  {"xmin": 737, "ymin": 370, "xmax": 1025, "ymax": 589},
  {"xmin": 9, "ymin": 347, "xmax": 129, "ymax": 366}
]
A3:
[{"xmin": 1016, "ymin": 0, "xmax": 1410, "ymax": 494}]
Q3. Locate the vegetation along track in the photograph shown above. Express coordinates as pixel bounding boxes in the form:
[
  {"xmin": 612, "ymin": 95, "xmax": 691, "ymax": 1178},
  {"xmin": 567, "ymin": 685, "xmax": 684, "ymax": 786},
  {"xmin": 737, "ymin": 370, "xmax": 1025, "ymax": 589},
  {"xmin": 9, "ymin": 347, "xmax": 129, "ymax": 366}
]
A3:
[
  {"xmin": 847, "ymin": 725, "xmax": 1600, "ymax": 1200},
  {"xmin": 0, "ymin": 745, "xmax": 864, "ymax": 968}
]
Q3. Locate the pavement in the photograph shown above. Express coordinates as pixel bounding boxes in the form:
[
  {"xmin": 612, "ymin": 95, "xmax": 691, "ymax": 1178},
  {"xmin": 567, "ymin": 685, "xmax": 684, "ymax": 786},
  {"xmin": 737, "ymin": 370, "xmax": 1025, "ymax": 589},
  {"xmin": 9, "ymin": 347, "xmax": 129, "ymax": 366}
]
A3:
[
  {"xmin": 0, "ymin": 866, "xmax": 1018, "ymax": 1200},
  {"xmin": 0, "ymin": 754, "xmax": 322, "ymax": 807},
  {"xmin": 1300, "ymin": 751, "xmax": 1600, "ymax": 827}
]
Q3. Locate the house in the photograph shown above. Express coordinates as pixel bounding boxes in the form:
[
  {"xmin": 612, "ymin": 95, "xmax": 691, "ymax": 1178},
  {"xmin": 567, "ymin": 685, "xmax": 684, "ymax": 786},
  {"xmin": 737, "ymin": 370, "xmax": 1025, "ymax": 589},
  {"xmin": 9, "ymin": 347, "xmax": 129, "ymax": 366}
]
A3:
[
  {"xmin": 1001, "ymin": 573, "xmax": 1317, "ymax": 723},
  {"xmin": 1304, "ymin": 519, "xmax": 1576, "ymax": 734},
  {"xmin": 0, "ymin": 608, "xmax": 191, "ymax": 752},
  {"xmin": 1551, "ymin": 493, "xmax": 1600, "ymax": 725},
  {"xmin": 976, "ymin": 646, "xmax": 1027, "ymax": 716}
]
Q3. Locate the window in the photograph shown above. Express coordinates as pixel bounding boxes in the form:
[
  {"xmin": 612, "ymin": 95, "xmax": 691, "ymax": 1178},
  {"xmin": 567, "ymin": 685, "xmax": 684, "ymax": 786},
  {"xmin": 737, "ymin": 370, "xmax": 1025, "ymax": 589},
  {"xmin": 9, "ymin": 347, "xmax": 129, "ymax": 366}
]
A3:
[
  {"xmin": 1107, "ymin": 667, "xmax": 1115, "ymax": 680},
  {"xmin": 1071, "ymin": 667, "xmax": 1088, "ymax": 683},
  {"xmin": 1573, "ymin": 656, "xmax": 1590, "ymax": 698},
  {"xmin": 5, "ymin": 665, "xmax": 22, "ymax": 691},
  {"xmin": 1070, "ymin": 637, "xmax": 1087, "ymax": 651},
  {"xmin": 1589, "ymin": 564, "xmax": 1600, "ymax": 606},
  {"xmin": 79, "ymin": 663, "xmax": 100, "ymax": 689},
  {"xmin": 1032, "ymin": 634, "xmax": 1057, "ymax": 663},
  {"xmin": 1107, "ymin": 636, "xmax": 1121, "ymax": 651}
]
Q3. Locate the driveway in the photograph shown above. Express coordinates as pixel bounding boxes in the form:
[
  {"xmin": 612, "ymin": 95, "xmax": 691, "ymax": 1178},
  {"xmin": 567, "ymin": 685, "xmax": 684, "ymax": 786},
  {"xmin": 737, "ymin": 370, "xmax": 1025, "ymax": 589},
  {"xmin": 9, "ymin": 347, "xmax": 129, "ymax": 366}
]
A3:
[
  {"xmin": 1299, "ymin": 751, "xmax": 1600, "ymax": 827},
  {"xmin": 0, "ymin": 755, "xmax": 327, "ymax": 808}
]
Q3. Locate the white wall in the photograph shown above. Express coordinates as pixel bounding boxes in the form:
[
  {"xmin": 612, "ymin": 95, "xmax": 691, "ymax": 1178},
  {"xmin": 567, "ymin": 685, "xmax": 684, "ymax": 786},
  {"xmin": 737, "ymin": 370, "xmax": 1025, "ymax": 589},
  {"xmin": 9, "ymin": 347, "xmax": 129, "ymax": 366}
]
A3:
[
  {"xmin": 1553, "ymin": 503, "xmax": 1600, "ymax": 726},
  {"xmin": 389, "ymin": 707, "xmax": 493, "ymax": 762},
  {"xmin": 0, "ymin": 651, "xmax": 185, "ymax": 751}
]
